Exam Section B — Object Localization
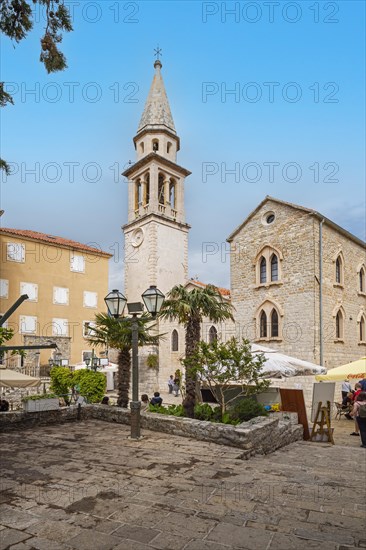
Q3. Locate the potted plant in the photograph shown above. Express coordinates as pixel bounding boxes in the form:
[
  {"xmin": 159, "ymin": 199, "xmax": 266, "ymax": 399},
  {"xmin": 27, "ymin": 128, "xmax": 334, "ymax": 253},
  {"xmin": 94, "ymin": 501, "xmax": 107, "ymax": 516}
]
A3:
[{"xmin": 22, "ymin": 393, "xmax": 59, "ymax": 413}]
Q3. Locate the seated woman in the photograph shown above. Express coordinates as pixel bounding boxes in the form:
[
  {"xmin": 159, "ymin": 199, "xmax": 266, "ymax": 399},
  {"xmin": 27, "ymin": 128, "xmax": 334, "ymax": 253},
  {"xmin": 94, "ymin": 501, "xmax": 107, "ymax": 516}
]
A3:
[{"xmin": 141, "ymin": 394, "xmax": 150, "ymax": 412}]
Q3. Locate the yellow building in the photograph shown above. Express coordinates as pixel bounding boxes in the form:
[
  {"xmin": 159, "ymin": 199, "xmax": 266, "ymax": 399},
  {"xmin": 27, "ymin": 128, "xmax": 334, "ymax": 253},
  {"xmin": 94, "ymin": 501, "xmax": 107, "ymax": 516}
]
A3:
[{"xmin": 0, "ymin": 228, "xmax": 112, "ymax": 367}]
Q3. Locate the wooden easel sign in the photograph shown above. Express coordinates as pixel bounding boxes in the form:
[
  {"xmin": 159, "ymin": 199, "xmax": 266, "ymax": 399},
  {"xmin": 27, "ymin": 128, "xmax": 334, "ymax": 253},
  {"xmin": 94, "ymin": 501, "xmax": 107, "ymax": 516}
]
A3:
[{"xmin": 310, "ymin": 383, "xmax": 335, "ymax": 444}]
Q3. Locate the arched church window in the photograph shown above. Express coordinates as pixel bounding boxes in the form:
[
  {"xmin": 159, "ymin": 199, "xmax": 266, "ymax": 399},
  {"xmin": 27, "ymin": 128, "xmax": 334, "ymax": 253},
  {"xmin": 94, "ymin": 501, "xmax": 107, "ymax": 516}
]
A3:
[
  {"xmin": 171, "ymin": 330, "xmax": 179, "ymax": 352},
  {"xmin": 209, "ymin": 326, "xmax": 218, "ymax": 344},
  {"xmin": 260, "ymin": 257, "xmax": 266, "ymax": 284},
  {"xmin": 167, "ymin": 142, "xmax": 172, "ymax": 153},
  {"xmin": 335, "ymin": 255, "xmax": 343, "ymax": 284},
  {"xmin": 152, "ymin": 139, "xmax": 159, "ymax": 152},
  {"xmin": 260, "ymin": 311, "xmax": 267, "ymax": 338},
  {"xmin": 270, "ymin": 254, "xmax": 278, "ymax": 282},
  {"xmin": 169, "ymin": 179, "xmax": 176, "ymax": 209},
  {"xmin": 270, "ymin": 309, "xmax": 279, "ymax": 337},
  {"xmin": 336, "ymin": 310, "xmax": 344, "ymax": 339},
  {"xmin": 140, "ymin": 142, "xmax": 144, "ymax": 154},
  {"xmin": 359, "ymin": 315, "xmax": 365, "ymax": 342},
  {"xmin": 158, "ymin": 173, "xmax": 165, "ymax": 205},
  {"xmin": 359, "ymin": 267, "xmax": 365, "ymax": 293}
]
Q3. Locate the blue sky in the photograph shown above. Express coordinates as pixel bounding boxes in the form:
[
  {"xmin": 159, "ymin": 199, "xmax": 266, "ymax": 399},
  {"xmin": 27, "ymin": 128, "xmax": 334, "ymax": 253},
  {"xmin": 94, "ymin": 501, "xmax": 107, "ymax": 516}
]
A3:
[{"xmin": 1, "ymin": 0, "xmax": 365, "ymax": 289}]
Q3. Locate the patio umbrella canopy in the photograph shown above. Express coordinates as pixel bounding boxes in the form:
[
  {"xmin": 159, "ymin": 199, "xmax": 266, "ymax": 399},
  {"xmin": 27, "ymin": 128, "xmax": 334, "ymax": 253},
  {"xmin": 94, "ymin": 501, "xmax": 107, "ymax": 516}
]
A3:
[
  {"xmin": 0, "ymin": 366, "xmax": 41, "ymax": 388},
  {"xmin": 315, "ymin": 357, "xmax": 366, "ymax": 382},
  {"xmin": 251, "ymin": 344, "xmax": 327, "ymax": 378}
]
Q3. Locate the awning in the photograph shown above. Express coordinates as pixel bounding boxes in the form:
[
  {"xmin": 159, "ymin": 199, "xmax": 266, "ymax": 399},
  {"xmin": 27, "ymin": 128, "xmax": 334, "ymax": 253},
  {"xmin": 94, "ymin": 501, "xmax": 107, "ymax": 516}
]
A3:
[
  {"xmin": 0, "ymin": 366, "xmax": 41, "ymax": 388},
  {"xmin": 315, "ymin": 357, "xmax": 366, "ymax": 382},
  {"xmin": 251, "ymin": 344, "xmax": 327, "ymax": 378}
]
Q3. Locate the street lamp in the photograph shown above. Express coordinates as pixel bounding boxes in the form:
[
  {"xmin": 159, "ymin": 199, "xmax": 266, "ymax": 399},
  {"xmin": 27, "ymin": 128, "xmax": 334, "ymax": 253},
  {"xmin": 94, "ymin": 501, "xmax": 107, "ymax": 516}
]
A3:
[{"xmin": 104, "ymin": 286, "xmax": 165, "ymax": 439}]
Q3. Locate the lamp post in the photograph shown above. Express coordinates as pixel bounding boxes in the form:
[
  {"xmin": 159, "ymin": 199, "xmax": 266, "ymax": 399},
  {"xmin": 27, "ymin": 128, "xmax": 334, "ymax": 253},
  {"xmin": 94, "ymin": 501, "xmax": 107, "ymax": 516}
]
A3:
[{"xmin": 104, "ymin": 286, "xmax": 165, "ymax": 439}]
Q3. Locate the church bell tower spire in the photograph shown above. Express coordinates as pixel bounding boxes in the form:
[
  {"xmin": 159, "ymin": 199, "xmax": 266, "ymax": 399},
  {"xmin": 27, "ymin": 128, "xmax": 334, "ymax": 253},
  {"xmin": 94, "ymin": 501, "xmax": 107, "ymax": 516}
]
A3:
[{"xmin": 122, "ymin": 54, "xmax": 191, "ymax": 302}]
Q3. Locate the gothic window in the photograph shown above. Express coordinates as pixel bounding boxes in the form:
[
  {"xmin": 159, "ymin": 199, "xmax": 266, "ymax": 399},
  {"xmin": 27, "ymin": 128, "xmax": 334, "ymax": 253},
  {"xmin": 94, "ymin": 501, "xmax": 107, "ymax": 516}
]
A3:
[
  {"xmin": 167, "ymin": 141, "xmax": 172, "ymax": 153},
  {"xmin": 171, "ymin": 330, "xmax": 179, "ymax": 351},
  {"xmin": 335, "ymin": 255, "xmax": 344, "ymax": 285},
  {"xmin": 359, "ymin": 267, "xmax": 365, "ymax": 293},
  {"xmin": 270, "ymin": 308, "xmax": 279, "ymax": 337},
  {"xmin": 260, "ymin": 311, "xmax": 267, "ymax": 338},
  {"xmin": 359, "ymin": 315, "xmax": 365, "ymax": 342},
  {"xmin": 260, "ymin": 257, "xmax": 266, "ymax": 284},
  {"xmin": 140, "ymin": 142, "xmax": 144, "ymax": 154},
  {"xmin": 336, "ymin": 310, "xmax": 344, "ymax": 340},
  {"xmin": 270, "ymin": 254, "xmax": 278, "ymax": 282},
  {"xmin": 152, "ymin": 139, "xmax": 159, "ymax": 152},
  {"xmin": 158, "ymin": 173, "xmax": 165, "ymax": 205},
  {"xmin": 209, "ymin": 326, "xmax": 218, "ymax": 343},
  {"xmin": 169, "ymin": 179, "xmax": 176, "ymax": 209}
]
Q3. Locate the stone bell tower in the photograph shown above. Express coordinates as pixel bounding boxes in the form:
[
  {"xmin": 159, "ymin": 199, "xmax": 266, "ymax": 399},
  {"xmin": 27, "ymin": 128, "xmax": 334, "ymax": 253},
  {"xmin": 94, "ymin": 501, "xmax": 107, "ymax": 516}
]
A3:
[{"xmin": 122, "ymin": 59, "xmax": 191, "ymax": 302}]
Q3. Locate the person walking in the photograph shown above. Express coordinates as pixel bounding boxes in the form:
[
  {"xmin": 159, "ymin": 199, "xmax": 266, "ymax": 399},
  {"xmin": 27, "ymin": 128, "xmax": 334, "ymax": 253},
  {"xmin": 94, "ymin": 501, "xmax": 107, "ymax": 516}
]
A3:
[
  {"xmin": 350, "ymin": 392, "xmax": 366, "ymax": 448},
  {"xmin": 168, "ymin": 375, "xmax": 174, "ymax": 394},
  {"xmin": 173, "ymin": 376, "xmax": 180, "ymax": 397}
]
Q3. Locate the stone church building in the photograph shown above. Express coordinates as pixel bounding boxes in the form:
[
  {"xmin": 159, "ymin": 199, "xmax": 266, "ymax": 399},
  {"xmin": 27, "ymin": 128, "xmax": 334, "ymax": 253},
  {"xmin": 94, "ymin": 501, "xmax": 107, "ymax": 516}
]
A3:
[
  {"xmin": 228, "ymin": 196, "xmax": 366, "ymax": 369},
  {"xmin": 121, "ymin": 60, "xmax": 365, "ymax": 392}
]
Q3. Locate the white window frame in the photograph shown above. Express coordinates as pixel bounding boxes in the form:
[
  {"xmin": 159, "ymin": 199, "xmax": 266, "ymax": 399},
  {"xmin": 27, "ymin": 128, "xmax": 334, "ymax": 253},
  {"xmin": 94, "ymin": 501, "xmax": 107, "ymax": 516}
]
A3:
[
  {"xmin": 20, "ymin": 315, "xmax": 37, "ymax": 334},
  {"xmin": 53, "ymin": 287, "xmax": 69, "ymax": 306},
  {"xmin": 0, "ymin": 279, "xmax": 9, "ymax": 298},
  {"xmin": 83, "ymin": 291, "xmax": 98, "ymax": 308},
  {"xmin": 7, "ymin": 242, "xmax": 25, "ymax": 263},
  {"xmin": 70, "ymin": 254, "xmax": 85, "ymax": 273},
  {"xmin": 52, "ymin": 318, "xmax": 69, "ymax": 337},
  {"xmin": 20, "ymin": 282, "xmax": 38, "ymax": 302}
]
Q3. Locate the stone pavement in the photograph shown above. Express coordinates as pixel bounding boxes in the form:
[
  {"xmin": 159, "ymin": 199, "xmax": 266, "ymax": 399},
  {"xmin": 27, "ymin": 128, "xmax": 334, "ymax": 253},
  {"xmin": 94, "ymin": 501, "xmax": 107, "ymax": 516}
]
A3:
[{"xmin": 0, "ymin": 418, "xmax": 365, "ymax": 550}]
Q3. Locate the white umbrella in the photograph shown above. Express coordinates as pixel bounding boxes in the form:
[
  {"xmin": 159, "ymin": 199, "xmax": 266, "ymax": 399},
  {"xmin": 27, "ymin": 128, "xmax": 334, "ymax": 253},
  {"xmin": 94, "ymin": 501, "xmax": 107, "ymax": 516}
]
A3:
[
  {"xmin": 0, "ymin": 365, "xmax": 41, "ymax": 388},
  {"xmin": 251, "ymin": 344, "xmax": 327, "ymax": 378}
]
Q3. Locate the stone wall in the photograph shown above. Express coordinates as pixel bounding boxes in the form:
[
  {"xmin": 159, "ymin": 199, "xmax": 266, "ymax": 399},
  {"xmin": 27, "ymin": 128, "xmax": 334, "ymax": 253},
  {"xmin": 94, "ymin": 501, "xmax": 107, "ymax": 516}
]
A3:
[{"xmin": 0, "ymin": 405, "xmax": 303, "ymax": 458}]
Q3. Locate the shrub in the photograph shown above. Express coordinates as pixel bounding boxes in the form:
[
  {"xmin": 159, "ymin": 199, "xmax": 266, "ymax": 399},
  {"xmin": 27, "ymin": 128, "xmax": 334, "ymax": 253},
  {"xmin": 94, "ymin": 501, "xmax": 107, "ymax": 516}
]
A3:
[
  {"xmin": 72, "ymin": 369, "xmax": 106, "ymax": 403},
  {"xmin": 194, "ymin": 403, "xmax": 215, "ymax": 421},
  {"xmin": 146, "ymin": 354, "xmax": 159, "ymax": 369},
  {"xmin": 50, "ymin": 367, "xmax": 73, "ymax": 399},
  {"xmin": 22, "ymin": 393, "xmax": 57, "ymax": 402},
  {"xmin": 149, "ymin": 404, "xmax": 184, "ymax": 416},
  {"xmin": 228, "ymin": 398, "xmax": 268, "ymax": 423}
]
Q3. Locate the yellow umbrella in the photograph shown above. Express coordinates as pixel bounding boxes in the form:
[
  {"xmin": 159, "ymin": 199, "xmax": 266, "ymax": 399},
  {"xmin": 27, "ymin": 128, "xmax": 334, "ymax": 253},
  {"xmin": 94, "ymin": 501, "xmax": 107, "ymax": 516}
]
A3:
[
  {"xmin": 0, "ymin": 365, "xmax": 40, "ymax": 388},
  {"xmin": 315, "ymin": 358, "xmax": 366, "ymax": 382}
]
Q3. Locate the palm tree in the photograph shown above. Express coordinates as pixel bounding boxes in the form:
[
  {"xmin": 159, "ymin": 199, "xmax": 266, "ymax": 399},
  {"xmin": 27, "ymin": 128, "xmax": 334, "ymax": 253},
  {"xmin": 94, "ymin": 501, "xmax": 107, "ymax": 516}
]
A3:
[
  {"xmin": 87, "ymin": 313, "xmax": 159, "ymax": 408},
  {"xmin": 159, "ymin": 284, "xmax": 234, "ymax": 416}
]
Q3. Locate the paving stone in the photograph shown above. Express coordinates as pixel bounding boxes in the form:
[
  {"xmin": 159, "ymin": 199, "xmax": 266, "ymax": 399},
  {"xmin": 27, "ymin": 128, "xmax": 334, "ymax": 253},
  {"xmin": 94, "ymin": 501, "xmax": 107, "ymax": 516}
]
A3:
[
  {"xmin": 25, "ymin": 519, "xmax": 82, "ymax": 543},
  {"xmin": 114, "ymin": 524, "xmax": 160, "ymax": 544},
  {"xmin": 0, "ymin": 505, "xmax": 39, "ymax": 530},
  {"xmin": 268, "ymin": 533, "xmax": 337, "ymax": 549},
  {"xmin": 150, "ymin": 531, "xmax": 193, "ymax": 550},
  {"xmin": 207, "ymin": 523, "xmax": 272, "ymax": 549},
  {"xmin": 68, "ymin": 529, "xmax": 121, "ymax": 550},
  {"xmin": 0, "ymin": 528, "xmax": 31, "ymax": 550},
  {"xmin": 113, "ymin": 541, "xmax": 151, "ymax": 550},
  {"xmin": 294, "ymin": 527, "xmax": 354, "ymax": 546},
  {"xmin": 15, "ymin": 538, "xmax": 71, "ymax": 550}
]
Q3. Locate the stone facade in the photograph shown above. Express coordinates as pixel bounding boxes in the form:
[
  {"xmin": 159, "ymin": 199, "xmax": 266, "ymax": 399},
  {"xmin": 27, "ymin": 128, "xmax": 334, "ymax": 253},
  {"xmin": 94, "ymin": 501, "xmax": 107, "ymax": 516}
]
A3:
[{"xmin": 228, "ymin": 197, "xmax": 366, "ymax": 369}]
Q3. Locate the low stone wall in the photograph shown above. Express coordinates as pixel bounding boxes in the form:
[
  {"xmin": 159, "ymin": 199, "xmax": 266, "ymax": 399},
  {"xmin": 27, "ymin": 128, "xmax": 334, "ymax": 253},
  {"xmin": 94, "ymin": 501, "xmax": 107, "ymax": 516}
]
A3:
[{"xmin": 0, "ymin": 405, "xmax": 303, "ymax": 458}]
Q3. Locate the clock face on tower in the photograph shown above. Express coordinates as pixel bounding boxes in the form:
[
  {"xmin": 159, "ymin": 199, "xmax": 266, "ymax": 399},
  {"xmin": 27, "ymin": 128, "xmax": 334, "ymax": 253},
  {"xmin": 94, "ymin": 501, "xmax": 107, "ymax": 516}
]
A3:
[{"xmin": 131, "ymin": 228, "xmax": 144, "ymax": 247}]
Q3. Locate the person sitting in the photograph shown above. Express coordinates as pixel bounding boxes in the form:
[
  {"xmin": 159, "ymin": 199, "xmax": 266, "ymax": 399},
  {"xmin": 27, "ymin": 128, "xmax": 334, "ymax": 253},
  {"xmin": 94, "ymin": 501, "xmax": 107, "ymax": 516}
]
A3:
[
  {"xmin": 150, "ymin": 392, "xmax": 163, "ymax": 407},
  {"xmin": 141, "ymin": 394, "xmax": 150, "ymax": 412},
  {"xmin": 0, "ymin": 399, "xmax": 9, "ymax": 412}
]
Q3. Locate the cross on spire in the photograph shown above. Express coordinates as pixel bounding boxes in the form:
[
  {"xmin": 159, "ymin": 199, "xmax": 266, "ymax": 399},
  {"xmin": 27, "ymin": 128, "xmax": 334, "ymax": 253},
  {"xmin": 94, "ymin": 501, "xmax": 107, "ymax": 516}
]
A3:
[{"xmin": 154, "ymin": 45, "xmax": 162, "ymax": 61}]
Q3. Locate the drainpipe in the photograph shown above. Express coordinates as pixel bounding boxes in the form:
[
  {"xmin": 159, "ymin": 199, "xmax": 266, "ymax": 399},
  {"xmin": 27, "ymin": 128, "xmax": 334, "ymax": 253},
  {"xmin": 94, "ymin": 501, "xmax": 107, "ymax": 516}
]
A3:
[{"xmin": 319, "ymin": 219, "xmax": 324, "ymax": 366}]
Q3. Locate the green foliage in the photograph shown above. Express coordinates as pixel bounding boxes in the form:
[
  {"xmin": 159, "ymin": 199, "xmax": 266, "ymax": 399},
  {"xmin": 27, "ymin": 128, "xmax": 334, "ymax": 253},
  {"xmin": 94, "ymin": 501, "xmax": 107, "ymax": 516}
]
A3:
[
  {"xmin": 184, "ymin": 337, "xmax": 270, "ymax": 419},
  {"xmin": 49, "ymin": 367, "xmax": 73, "ymax": 396},
  {"xmin": 146, "ymin": 354, "xmax": 159, "ymax": 370},
  {"xmin": 228, "ymin": 398, "xmax": 269, "ymax": 423},
  {"xmin": 193, "ymin": 403, "xmax": 216, "ymax": 421},
  {"xmin": 22, "ymin": 393, "xmax": 57, "ymax": 402},
  {"xmin": 72, "ymin": 370, "xmax": 106, "ymax": 404},
  {"xmin": 0, "ymin": 326, "xmax": 14, "ymax": 346},
  {"xmin": 149, "ymin": 404, "xmax": 185, "ymax": 416}
]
